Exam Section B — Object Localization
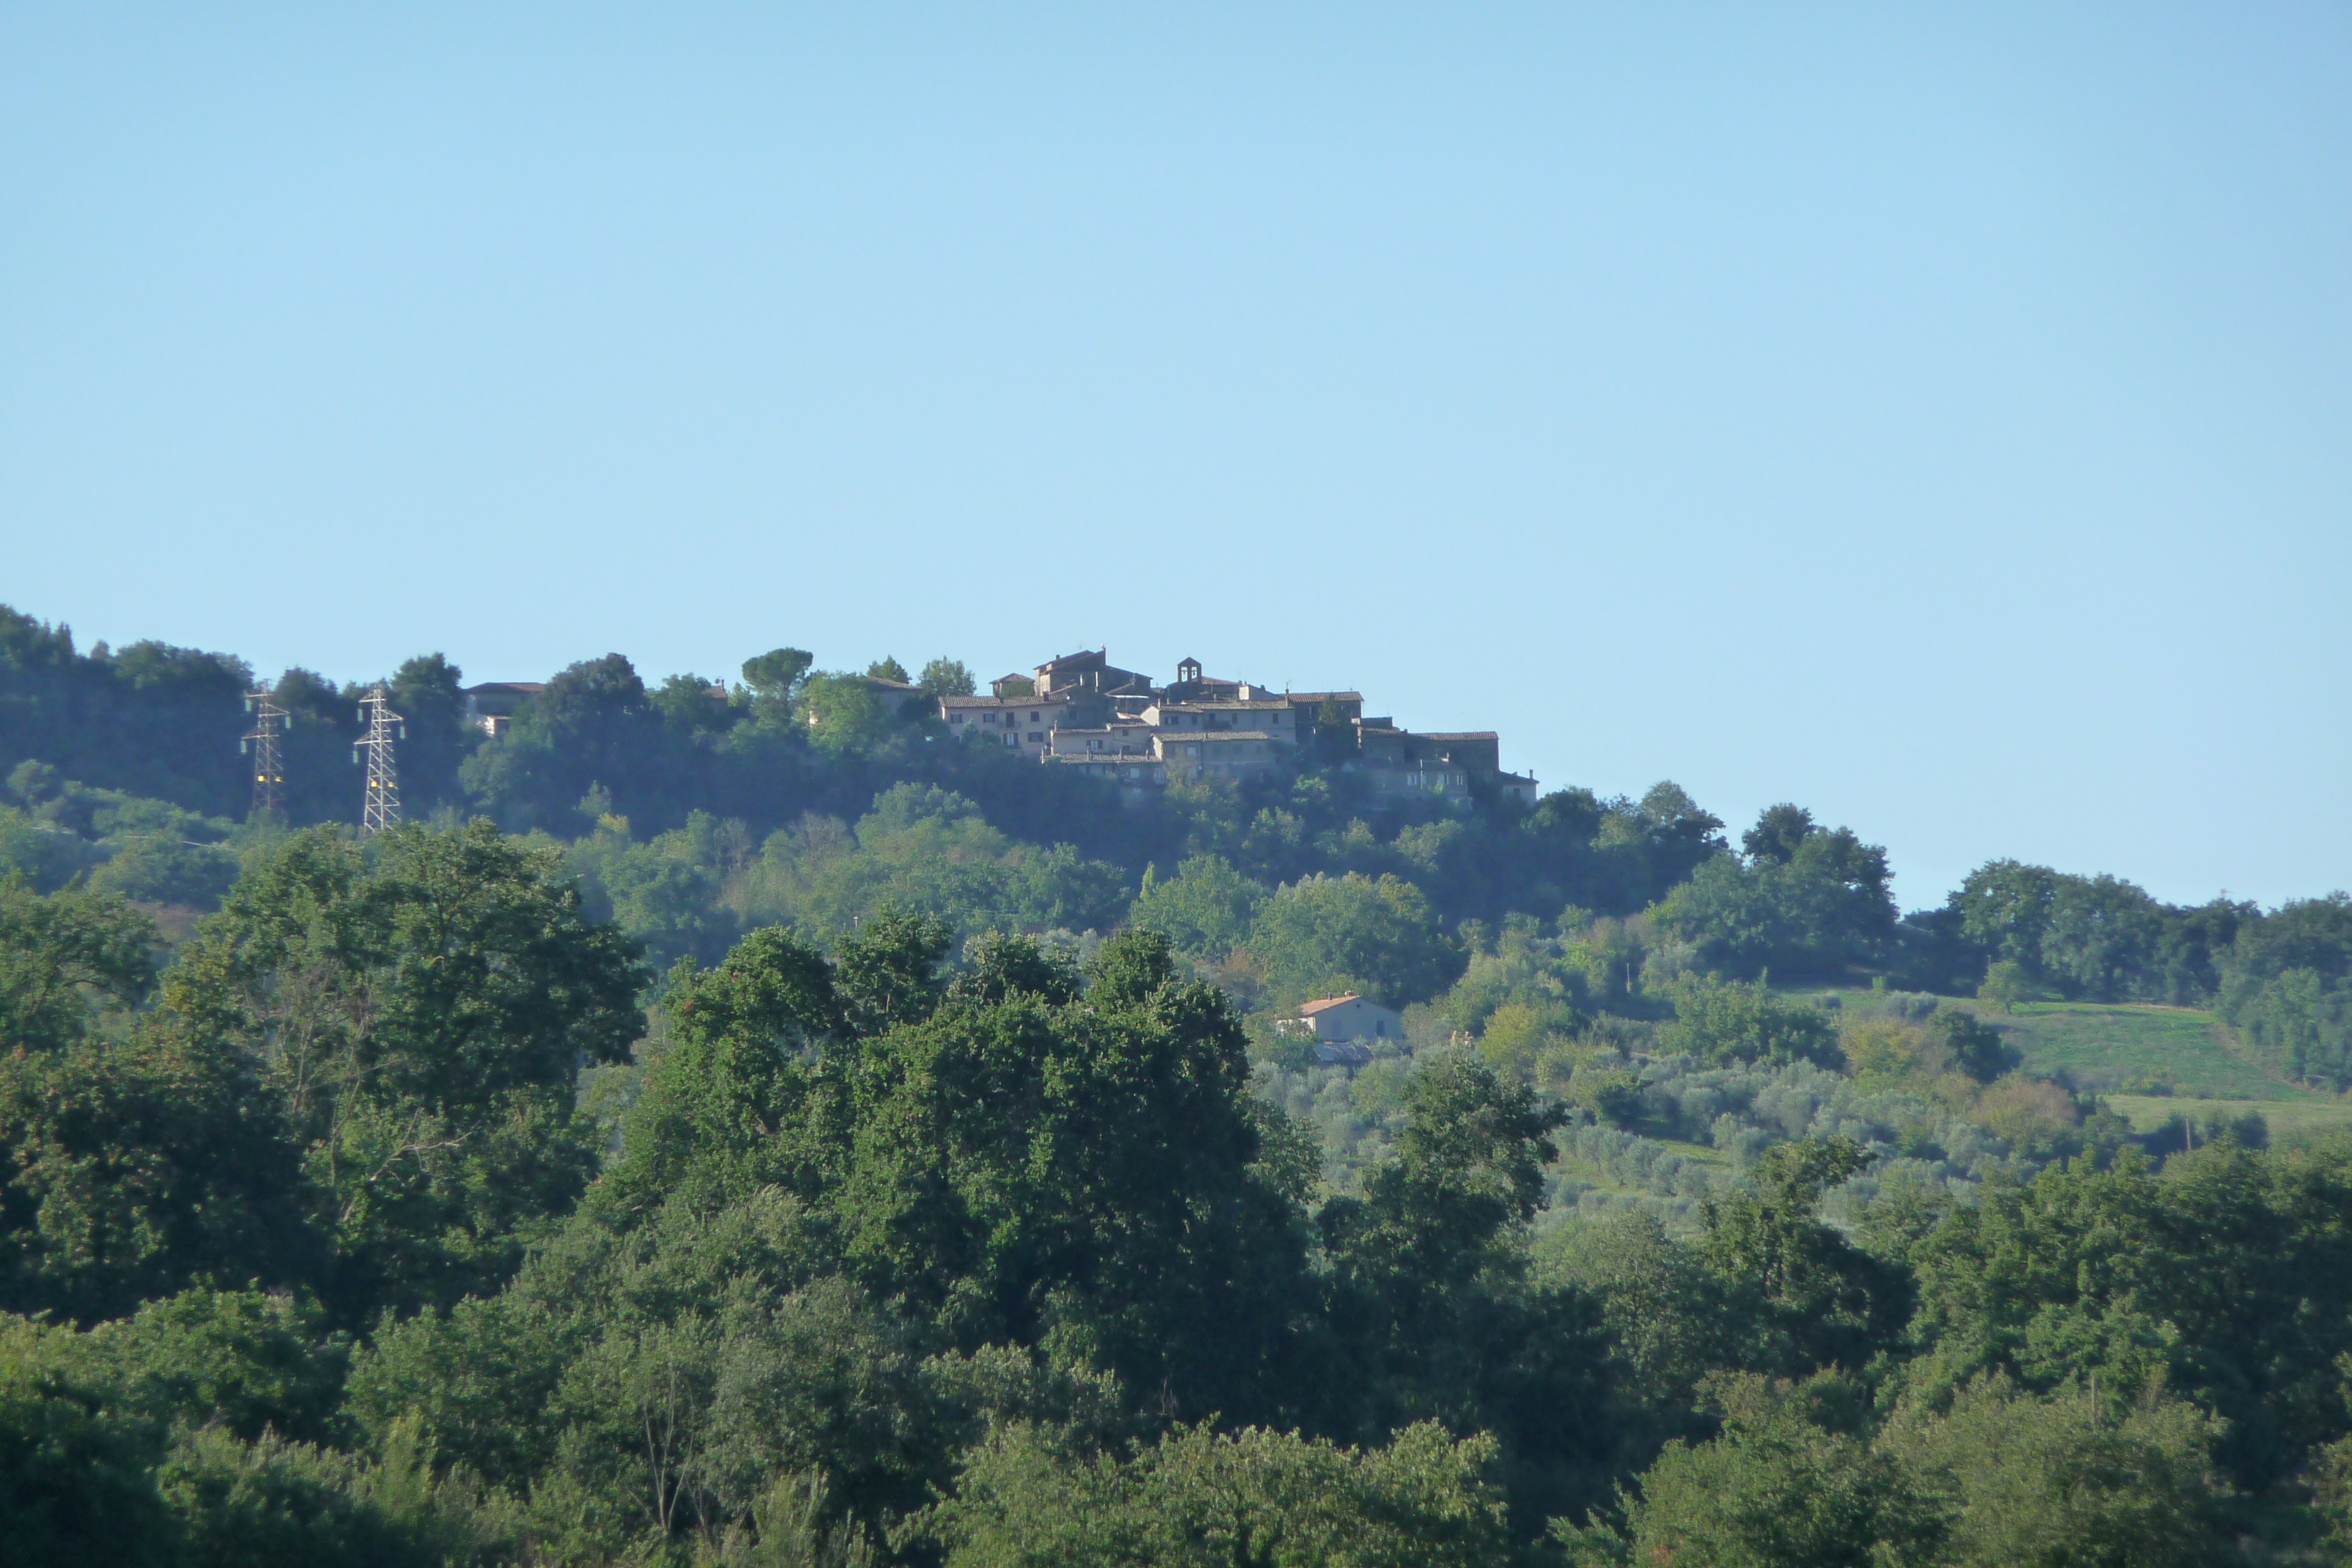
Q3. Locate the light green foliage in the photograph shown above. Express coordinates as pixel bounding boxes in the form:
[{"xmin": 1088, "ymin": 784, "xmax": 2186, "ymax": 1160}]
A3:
[
  {"xmin": 797, "ymin": 671, "xmax": 901, "ymax": 755},
  {"xmin": 86, "ymin": 832, "xmax": 242, "ymax": 907},
  {"xmin": 1839, "ymin": 1006, "xmax": 2009, "ymax": 1087},
  {"xmin": 864, "ymin": 656, "xmax": 910, "ymax": 683},
  {"xmin": 1979, "ymin": 959, "xmax": 2026, "ymax": 1012},
  {"xmin": 1557, "ymin": 1374, "xmax": 1945, "ymax": 1568},
  {"xmin": 728, "ymin": 786, "xmax": 1127, "ymax": 943},
  {"xmin": 1440, "ymin": 914, "xmax": 1589, "ymax": 1058},
  {"xmin": 1126, "ymin": 854, "xmax": 1266, "ymax": 963},
  {"xmin": 1883, "ymin": 1375, "xmax": 2228, "ymax": 1568},
  {"xmin": 565, "ymin": 807, "xmax": 748, "ymax": 969},
  {"xmin": 1660, "ymin": 975, "xmax": 1843, "ymax": 1069},
  {"xmin": 918, "ymin": 658, "xmax": 977, "ymax": 698},
  {"xmin": 1242, "ymin": 871, "xmax": 1461, "ymax": 1007},
  {"xmin": 930, "ymin": 1418, "xmax": 1512, "ymax": 1568}
]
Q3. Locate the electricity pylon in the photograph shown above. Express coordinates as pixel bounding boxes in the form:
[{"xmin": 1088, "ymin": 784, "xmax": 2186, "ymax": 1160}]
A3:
[
  {"xmin": 240, "ymin": 691, "xmax": 291, "ymax": 818},
  {"xmin": 354, "ymin": 682, "xmax": 405, "ymax": 835}
]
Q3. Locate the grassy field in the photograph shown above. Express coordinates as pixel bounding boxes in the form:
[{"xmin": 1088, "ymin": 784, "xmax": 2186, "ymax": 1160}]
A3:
[
  {"xmin": 2107, "ymin": 1094, "xmax": 2352, "ymax": 1145},
  {"xmin": 1814, "ymin": 989, "xmax": 2304, "ymax": 1101},
  {"xmin": 1989, "ymin": 1001, "xmax": 2296, "ymax": 1099}
]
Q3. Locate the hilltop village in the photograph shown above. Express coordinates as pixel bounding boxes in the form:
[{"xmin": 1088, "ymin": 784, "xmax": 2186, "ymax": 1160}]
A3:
[
  {"xmin": 869, "ymin": 647, "xmax": 1536, "ymax": 805},
  {"xmin": 460, "ymin": 646, "xmax": 1540, "ymax": 807}
]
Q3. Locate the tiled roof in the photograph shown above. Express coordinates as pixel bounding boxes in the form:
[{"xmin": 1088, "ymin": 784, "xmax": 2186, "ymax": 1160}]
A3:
[
  {"xmin": 1298, "ymin": 993, "xmax": 1365, "ymax": 1016},
  {"xmin": 941, "ymin": 693, "xmax": 1069, "ymax": 709}
]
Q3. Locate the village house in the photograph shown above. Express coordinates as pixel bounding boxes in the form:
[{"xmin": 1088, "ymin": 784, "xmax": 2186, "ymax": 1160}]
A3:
[
  {"xmin": 939, "ymin": 692, "xmax": 1078, "ymax": 758},
  {"xmin": 1278, "ymin": 993, "xmax": 1405, "ymax": 1046},
  {"xmin": 1138, "ymin": 699, "xmax": 1298, "ymax": 737},
  {"xmin": 460, "ymin": 681, "xmax": 546, "ymax": 738},
  {"xmin": 1157, "ymin": 730, "xmax": 1283, "ymax": 781}
]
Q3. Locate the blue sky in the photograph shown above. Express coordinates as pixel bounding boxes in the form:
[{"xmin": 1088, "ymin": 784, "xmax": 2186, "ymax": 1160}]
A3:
[{"xmin": 3, "ymin": 4, "xmax": 2346, "ymax": 910}]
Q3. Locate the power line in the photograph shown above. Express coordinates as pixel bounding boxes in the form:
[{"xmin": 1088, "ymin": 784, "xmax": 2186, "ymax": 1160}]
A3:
[
  {"xmin": 240, "ymin": 689, "xmax": 290, "ymax": 819},
  {"xmin": 354, "ymin": 681, "xmax": 405, "ymax": 835}
]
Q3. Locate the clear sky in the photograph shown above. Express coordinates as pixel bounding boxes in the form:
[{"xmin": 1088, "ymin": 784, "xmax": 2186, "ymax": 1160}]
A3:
[{"xmin": 4, "ymin": 4, "xmax": 2346, "ymax": 911}]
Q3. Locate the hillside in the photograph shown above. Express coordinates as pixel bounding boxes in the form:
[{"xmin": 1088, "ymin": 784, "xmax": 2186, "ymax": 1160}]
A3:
[{"xmin": 13, "ymin": 607, "xmax": 2352, "ymax": 1561}]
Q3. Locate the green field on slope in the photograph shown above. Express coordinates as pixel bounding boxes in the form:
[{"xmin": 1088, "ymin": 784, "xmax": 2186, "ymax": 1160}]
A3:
[
  {"xmin": 1816, "ymin": 992, "xmax": 2308, "ymax": 1101},
  {"xmin": 1988, "ymin": 1000, "xmax": 2297, "ymax": 1099},
  {"xmin": 2106, "ymin": 1095, "xmax": 2352, "ymax": 1146}
]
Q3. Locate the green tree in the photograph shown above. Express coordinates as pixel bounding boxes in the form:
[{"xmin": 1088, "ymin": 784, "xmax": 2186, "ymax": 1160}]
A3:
[
  {"xmin": 797, "ymin": 673, "xmax": 900, "ymax": 756},
  {"xmin": 1658, "ymin": 975, "xmax": 1842, "ymax": 1069},
  {"xmin": 1698, "ymin": 1137, "xmax": 1906, "ymax": 1373},
  {"xmin": 1977, "ymin": 959, "xmax": 2026, "ymax": 1014},
  {"xmin": 0, "ymin": 880, "xmax": 157, "ymax": 1055},
  {"xmin": 1558, "ymin": 1374, "xmax": 1945, "ymax": 1568},
  {"xmin": 918, "ymin": 659, "xmax": 977, "ymax": 698},
  {"xmin": 0, "ymin": 1026, "xmax": 319, "ymax": 1323},
  {"xmin": 1318, "ymin": 1054, "xmax": 1615, "ymax": 1522},
  {"xmin": 1127, "ymin": 856, "xmax": 1267, "ymax": 963},
  {"xmin": 930, "ymin": 1418, "xmax": 1512, "ymax": 1568},
  {"xmin": 1242, "ymin": 872, "xmax": 1461, "ymax": 1006},
  {"xmin": 0, "ymin": 1335, "xmax": 179, "ymax": 1568},
  {"xmin": 161, "ymin": 822, "xmax": 645, "ymax": 1322},
  {"xmin": 1883, "ymin": 1375, "xmax": 2227, "ymax": 1568},
  {"xmin": 865, "ymin": 657, "xmax": 910, "ymax": 683}
]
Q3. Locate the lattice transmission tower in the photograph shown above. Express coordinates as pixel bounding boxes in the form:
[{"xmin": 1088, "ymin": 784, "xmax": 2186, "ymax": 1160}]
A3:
[
  {"xmin": 240, "ymin": 691, "xmax": 291, "ymax": 818},
  {"xmin": 354, "ymin": 682, "xmax": 405, "ymax": 835}
]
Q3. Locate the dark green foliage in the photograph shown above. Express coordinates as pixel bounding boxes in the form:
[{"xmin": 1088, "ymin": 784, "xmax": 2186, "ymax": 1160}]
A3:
[
  {"xmin": 72, "ymin": 1288, "xmax": 350, "ymax": 1445},
  {"xmin": 1653, "ymin": 810, "xmax": 1897, "ymax": 980},
  {"xmin": 1923, "ymin": 1004, "xmax": 2012, "ymax": 1082},
  {"xmin": 0, "ymin": 1026, "xmax": 320, "ymax": 1323},
  {"xmin": 1317, "ymin": 1055, "xmax": 1620, "ymax": 1521},
  {"xmin": 1697, "ymin": 1137, "xmax": 1909, "ymax": 1374},
  {"xmin": 0, "ymin": 878, "xmax": 158, "ymax": 1054},
  {"xmin": 0, "ymin": 1332, "xmax": 179, "ymax": 1568},
  {"xmin": 1882, "ymin": 1375, "xmax": 2228, "ymax": 1568},
  {"xmin": 1897, "ymin": 1143, "xmax": 2352, "ymax": 1493},
  {"xmin": 0, "ymin": 607, "xmax": 251, "ymax": 820},
  {"xmin": 832, "ymin": 906, "xmax": 956, "ymax": 1038},
  {"xmin": 14, "ymin": 609, "xmax": 2352, "ymax": 1563},
  {"xmin": 2215, "ymin": 894, "xmax": 2352, "ymax": 1087},
  {"xmin": 161, "ymin": 822, "xmax": 646, "ymax": 1320}
]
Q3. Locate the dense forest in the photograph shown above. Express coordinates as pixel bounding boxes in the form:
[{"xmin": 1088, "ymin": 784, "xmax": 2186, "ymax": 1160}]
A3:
[{"xmin": 8, "ymin": 600, "xmax": 2352, "ymax": 1566}]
